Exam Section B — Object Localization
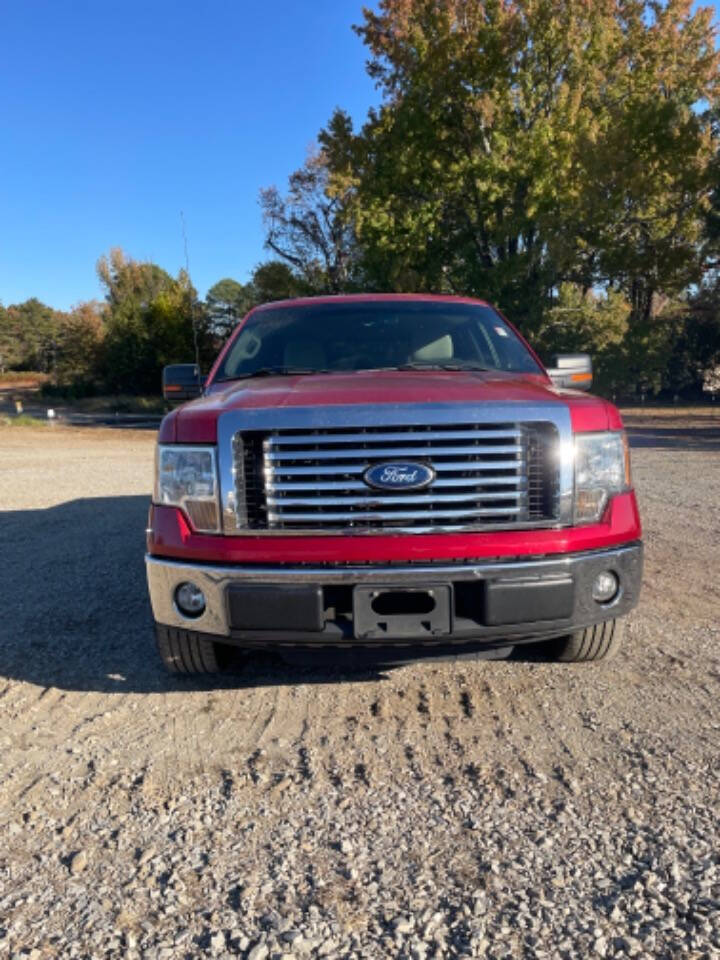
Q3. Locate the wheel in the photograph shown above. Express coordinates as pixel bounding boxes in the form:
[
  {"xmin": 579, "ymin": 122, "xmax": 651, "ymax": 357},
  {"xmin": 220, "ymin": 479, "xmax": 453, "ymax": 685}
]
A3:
[
  {"xmin": 155, "ymin": 624, "xmax": 223, "ymax": 674},
  {"xmin": 550, "ymin": 619, "xmax": 624, "ymax": 663}
]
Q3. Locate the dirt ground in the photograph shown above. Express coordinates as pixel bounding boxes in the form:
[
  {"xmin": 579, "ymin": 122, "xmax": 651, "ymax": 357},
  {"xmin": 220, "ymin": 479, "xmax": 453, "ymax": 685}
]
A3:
[{"xmin": 1, "ymin": 413, "xmax": 719, "ymax": 959}]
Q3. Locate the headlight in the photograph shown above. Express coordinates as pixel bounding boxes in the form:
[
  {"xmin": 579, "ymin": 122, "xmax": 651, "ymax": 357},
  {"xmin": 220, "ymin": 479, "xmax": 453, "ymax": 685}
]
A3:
[
  {"xmin": 154, "ymin": 445, "xmax": 220, "ymax": 532},
  {"xmin": 574, "ymin": 431, "xmax": 631, "ymax": 524}
]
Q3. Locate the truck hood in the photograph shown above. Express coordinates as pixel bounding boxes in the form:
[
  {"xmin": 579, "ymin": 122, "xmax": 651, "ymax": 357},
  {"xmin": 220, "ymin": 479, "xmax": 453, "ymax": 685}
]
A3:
[{"xmin": 160, "ymin": 369, "xmax": 620, "ymax": 443}]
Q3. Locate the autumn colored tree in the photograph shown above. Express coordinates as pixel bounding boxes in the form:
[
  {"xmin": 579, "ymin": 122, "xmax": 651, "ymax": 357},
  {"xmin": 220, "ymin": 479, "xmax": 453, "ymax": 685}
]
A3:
[
  {"xmin": 97, "ymin": 248, "xmax": 175, "ymax": 310},
  {"xmin": 260, "ymin": 144, "xmax": 361, "ymax": 293},
  {"xmin": 54, "ymin": 301, "xmax": 106, "ymax": 387}
]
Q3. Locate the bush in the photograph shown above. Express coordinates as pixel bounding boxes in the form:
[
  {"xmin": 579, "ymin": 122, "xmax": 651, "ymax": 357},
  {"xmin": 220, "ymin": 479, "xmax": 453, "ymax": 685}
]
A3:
[{"xmin": 41, "ymin": 379, "xmax": 101, "ymax": 401}]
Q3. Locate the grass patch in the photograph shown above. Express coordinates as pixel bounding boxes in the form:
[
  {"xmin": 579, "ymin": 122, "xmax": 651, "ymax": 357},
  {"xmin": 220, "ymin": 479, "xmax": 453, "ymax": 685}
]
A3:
[
  {"xmin": 0, "ymin": 414, "xmax": 47, "ymax": 427},
  {"xmin": 62, "ymin": 394, "xmax": 165, "ymax": 414},
  {"xmin": 620, "ymin": 404, "xmax": 720, "ymax": 420}
]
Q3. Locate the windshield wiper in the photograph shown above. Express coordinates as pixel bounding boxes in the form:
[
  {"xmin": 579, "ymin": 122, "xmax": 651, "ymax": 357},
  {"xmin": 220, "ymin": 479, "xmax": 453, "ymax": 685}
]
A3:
[
  {"xmin": 217, "ymin": 367, "xmax": 329, "ymax": 382},
  {"xmin": 393, "ymin": 362, "xmax": 492, "ymax": 372},
  {"xmin": 217, "ymin": 362, "xmax": 493, "ymax": 382}
]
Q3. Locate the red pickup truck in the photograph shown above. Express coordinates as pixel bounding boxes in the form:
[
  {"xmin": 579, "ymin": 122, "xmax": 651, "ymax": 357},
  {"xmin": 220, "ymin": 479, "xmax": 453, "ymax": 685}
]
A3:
[{"xmin": 146, "ymin": 295, "xmax": 642, "ymax": 674}]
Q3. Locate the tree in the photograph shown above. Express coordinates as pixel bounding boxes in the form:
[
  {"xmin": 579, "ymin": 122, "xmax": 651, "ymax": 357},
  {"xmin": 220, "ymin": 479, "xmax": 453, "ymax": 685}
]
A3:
[
  {"xmin": 205, "ymin": 264, "xmax": 308, "ymax": 340},
  {"xmin": 260, "ymin": 144, "xmax": 360, "ymax": 293},
  {"xmin": 98, "ymin": 248, "xmax": 211, "ymax": 393},
  {"xmin": 205, "ymin": 278, "xmax": 255, "ymax": 339},
  {"xmin": 325, "ymin": 0, "xmax": 719, "ymax": 340},
  {"xmin": 1, "ymin": 298, "xmax": 65, "ymax": 372},
  {"xmin": 536, "ymin": 284, "xmax": 631, "ymax": 393},
  {"xmin": 97, "ymin": 248, "xmax": 175, "ymax": 309},
  {"xmin": 0, "ymin": 303, "xmax": 21, "ymax": 371},
  {"xmin": 54, "ymin": 301, "xmax": 105, "ymax": 387},
  {"xmin": 250, "ymin": 260, "xmax": 306, "ymax": 303},
  {"xmin": 660, "ymin": 280, "xmax": 720, "ymax": 396}
]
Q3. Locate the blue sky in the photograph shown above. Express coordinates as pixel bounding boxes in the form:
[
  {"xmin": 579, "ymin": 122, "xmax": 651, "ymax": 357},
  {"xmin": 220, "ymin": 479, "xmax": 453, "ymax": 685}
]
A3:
[
  {"xmin": 0, "ymin": 1, "xmax": 379, "ymax": 310},
  {"xmin": 2, "ymin": 2, "xmax": 717, "ymax": 312}
]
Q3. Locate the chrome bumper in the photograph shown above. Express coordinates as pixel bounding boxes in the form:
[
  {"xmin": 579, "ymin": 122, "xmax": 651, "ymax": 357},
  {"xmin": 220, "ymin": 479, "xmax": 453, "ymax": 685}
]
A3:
[{"xmin": 146, "ymin": 543, "xmax": 643, "ymax": 643}]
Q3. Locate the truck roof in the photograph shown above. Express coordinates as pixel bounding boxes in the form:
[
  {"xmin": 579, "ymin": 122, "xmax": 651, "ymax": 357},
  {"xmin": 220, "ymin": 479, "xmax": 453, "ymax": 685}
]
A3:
[{"xmin": 250, "ymin": 292, "xmax": 492, "ymax": 311}]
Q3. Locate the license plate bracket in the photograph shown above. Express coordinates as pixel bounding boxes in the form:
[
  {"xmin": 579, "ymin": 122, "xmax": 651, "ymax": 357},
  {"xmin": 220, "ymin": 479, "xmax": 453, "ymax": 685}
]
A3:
[{"xmin": 353, "ymin": 584, "xmax": 452, "ymax": 640}]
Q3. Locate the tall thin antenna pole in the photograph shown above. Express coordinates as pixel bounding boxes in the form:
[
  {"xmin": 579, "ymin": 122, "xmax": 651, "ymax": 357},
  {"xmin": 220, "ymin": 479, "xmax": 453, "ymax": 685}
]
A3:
[{"xmin": 180, "ymin": 210, "xmax": 203, "ymax": 394}]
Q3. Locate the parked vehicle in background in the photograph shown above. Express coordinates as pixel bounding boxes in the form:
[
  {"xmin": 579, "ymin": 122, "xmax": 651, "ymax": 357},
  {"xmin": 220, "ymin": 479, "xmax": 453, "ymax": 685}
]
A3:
[{"xmin": 146, "ymin": 295, "xmax": 642, "ymax": 674}]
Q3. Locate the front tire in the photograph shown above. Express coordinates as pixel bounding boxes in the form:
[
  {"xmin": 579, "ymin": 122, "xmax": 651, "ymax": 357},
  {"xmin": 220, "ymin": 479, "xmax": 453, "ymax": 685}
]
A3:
[
  {"xmin": 155, "ymin": 624, "xmax": 222, "ymax": 674},
  {"xmin": 550, "ymin": 619, "xmax": 624, "ymax": 663}
]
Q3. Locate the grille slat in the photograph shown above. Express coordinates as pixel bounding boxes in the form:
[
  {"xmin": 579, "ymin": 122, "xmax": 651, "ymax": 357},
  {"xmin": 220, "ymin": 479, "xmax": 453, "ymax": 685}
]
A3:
[
  {"xmin": 268, "ymin": 476, "xmax": 528, "ymax": 492},
  {"xmin": 233, "ymin": 420, "xmax": 559, "ymax": 533},
  {"xmin": 270, "ymin": 428, "xmax": 524, "ymax": 445},
  {"xmin": 269, "ymin": 459, "xmax": 525, "ymax": 476},
  {"xmin": 267, "ymin": 506, "xmax": 524, "ymax": 523},
  {"xmin": 267, "ymin": 491, "xmax": 524, "ymax": 507},
  {"xmin": 265, "ymin": 443, "xmax": 524, "ymax": 461}
]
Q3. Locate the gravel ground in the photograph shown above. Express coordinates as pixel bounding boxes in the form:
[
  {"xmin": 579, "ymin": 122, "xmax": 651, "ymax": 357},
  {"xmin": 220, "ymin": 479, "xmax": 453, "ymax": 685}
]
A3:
[{"xmin": 1, "ymin": 415, "xmax": 719, "ymax": 960}]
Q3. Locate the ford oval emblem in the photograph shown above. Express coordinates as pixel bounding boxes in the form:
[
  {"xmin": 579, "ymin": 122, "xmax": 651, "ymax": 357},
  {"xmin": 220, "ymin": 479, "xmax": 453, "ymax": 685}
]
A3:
[{"xmin": 363, "ymin": 461, "xmax": 436, "ymax": 492}]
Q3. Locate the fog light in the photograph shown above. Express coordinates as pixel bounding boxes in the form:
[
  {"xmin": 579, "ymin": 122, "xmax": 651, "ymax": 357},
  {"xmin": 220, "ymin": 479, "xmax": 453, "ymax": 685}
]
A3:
[
  {"xmin": 175, "ymin": 581, "xmax": 206, "ymax": 617},
  {"xmin": 592, "ymin": 571, "xmax": 619, "ymax": 603}
]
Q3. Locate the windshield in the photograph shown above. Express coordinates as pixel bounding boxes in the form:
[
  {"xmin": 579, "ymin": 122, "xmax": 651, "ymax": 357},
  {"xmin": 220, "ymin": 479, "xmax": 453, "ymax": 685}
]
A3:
[{"xmin": 213, "ymin": 300, "xmax": 542, "ymax": 381}]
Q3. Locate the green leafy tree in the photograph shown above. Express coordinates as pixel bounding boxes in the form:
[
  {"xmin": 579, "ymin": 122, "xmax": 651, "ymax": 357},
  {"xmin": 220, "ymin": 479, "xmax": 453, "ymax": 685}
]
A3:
[
  {"xmin": 324, "ymin": 0, "xmax": 719, "ymax": 343},
  {"xmin": 250, "ymin": 260, "xmax": 307, "ymax": 303},
  {"xmin": 98, "ymin": 249, "xmax": 211, "ymax": 393},
  {"xmin": 658, "ymin": 280, "xmax": 720, "ymax": 396},
  {"xmin": 537, "ymin": 284, "xmax": 631, "ymax": 393},
  {"xmin": 205, "ymin": 278, "xmax": 256, "ymax": 339},
  {"xmin": 0, "ymin": 303, "xmax": 22, "ymax": 371},
  {"xmin": 1, "ymin": 298, "xmax": 65, "ymax": 372}
]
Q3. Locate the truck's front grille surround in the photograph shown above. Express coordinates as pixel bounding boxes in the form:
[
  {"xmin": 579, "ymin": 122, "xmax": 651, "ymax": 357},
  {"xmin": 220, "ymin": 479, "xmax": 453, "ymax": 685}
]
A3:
[{"xmin": 232, "ymin": 421, "xmax": 560, "ymax": 534}]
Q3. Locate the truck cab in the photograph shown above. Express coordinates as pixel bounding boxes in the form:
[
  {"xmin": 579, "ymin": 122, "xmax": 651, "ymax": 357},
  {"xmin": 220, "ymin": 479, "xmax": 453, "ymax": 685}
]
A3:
[{"xmin": 146, "ymin": 295, "xmax": 642, "ymax": 673}]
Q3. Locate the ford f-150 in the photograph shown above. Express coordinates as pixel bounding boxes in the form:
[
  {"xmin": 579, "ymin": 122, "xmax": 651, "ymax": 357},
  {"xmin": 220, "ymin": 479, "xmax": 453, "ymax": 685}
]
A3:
[{"xmin": 146, "ymin": 295, "xmax": 642, "ymax": 673}]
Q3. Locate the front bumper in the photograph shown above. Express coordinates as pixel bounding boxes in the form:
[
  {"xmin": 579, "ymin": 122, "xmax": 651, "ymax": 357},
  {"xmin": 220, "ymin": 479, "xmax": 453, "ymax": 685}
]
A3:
[{"xmin": 146, "ymin": 542, "xmax": 643, "ymax": 648}]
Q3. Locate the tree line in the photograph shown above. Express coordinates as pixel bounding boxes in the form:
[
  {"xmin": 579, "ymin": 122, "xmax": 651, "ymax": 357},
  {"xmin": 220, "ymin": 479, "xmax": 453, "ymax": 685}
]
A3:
[
  {"xmin": 2, "ymin": 0, "xmax": 720, "ymax": 400},
  {"xmin": 0, "ymin": 252, "xmax": 306, "ymax": 396}
]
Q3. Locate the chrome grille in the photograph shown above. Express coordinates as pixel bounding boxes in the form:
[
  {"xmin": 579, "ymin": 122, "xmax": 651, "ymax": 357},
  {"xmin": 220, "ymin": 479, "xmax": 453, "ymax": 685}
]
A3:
[{"xmin": 233, "ymin": 421, "xmax": 559, "ymax": 533}]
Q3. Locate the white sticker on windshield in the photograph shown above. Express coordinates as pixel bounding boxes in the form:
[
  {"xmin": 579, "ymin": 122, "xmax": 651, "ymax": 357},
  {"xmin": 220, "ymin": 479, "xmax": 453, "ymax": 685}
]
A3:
[{"xmin": 494, "ymin": 326, "xmax": 509, "ymax": 337}]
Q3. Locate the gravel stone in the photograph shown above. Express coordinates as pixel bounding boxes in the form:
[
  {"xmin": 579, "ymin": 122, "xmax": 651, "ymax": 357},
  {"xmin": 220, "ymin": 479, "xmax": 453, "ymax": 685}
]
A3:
[
  {"xmin": 593, "ymin": 936, "xmax": 608, "ymax": 956},
  {"xmin": 209, "ymin": 931, "xmax": 225, "ymax": 953},
  {"xmin": 0, "ymin": 417, "xmax": 718, "ymax": 959},
  {"xmin": 246, "ymin": 943, "xmax": 269, "ymax": 960},
  {"xmin": 68, "ymin": 850, "xmax": 88, "ymax": 875}
]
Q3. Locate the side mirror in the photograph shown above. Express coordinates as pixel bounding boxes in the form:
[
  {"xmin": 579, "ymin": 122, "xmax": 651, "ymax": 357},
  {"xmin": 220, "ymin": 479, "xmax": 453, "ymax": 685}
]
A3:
[
  {"xmin": 162, "ymin": 364, "xmax": 204, "ymax": 403},
  {"xmin": 546, "ymin": 353, "xmax": 593, "ymax": 392}
]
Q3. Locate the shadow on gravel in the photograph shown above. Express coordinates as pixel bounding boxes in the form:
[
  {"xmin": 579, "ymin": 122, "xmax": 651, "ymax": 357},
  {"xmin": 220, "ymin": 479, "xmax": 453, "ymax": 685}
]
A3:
[
  {"xmin": 2, "ymin": 496, "xmax": 512, "ymax": 693},
  {"xmin": 0, "ymin": 496, "xmax": 398, "ymax": 693},
  {"xmin": 508, "ymin": 643, "xmax": 558, "ymax": 664},
  {"xmin": 625, "ymin": 417, "xmax": 720, "ymax": 451},
  {"xmin": 2, "ymin": 496, "xmax": 177, "ymax": 693}
]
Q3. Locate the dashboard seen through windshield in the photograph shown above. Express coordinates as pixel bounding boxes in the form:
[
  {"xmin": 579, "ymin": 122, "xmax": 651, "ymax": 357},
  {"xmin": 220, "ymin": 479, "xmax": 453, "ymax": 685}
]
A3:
[{"xmin": 214, "ymin": 301, "xmax": 542, "ymax": 381}]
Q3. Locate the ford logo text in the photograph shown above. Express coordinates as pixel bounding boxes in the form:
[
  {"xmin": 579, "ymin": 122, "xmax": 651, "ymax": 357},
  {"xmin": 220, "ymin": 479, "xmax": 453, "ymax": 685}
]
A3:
[{"xmin": 363, "ymin": 461, "xmax": 436, "ymax": 492}]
